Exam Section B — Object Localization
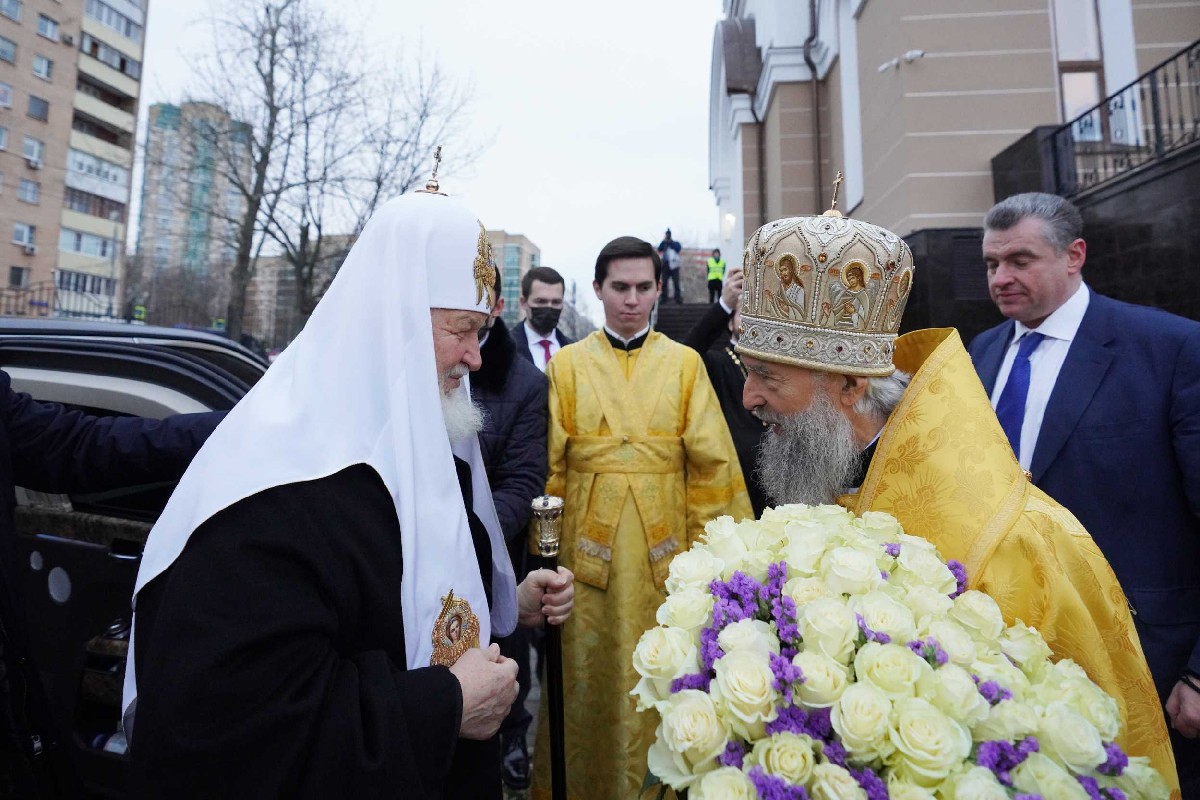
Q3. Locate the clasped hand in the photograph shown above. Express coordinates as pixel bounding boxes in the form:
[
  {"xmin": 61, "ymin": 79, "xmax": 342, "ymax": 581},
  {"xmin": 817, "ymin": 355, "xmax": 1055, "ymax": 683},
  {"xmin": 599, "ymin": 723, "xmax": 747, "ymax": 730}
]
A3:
[{"xmin": 517, "ymin": 566, "xmax": 575, "ymax": 627}]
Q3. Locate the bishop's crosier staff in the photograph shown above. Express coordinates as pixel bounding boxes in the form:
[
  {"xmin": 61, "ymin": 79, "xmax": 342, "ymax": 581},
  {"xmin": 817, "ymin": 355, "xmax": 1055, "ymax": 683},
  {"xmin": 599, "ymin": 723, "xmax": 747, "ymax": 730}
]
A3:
[{"xmin": 530, "ymin": 495, "xmax": 566, "ymax": 800}]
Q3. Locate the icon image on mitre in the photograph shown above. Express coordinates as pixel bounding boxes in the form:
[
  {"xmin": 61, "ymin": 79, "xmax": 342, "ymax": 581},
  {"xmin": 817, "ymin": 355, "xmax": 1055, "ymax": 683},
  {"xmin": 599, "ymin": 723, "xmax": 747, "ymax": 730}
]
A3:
[{"xmin": 430, "ymin": 590, "xmax": 480, "ymax": 667}]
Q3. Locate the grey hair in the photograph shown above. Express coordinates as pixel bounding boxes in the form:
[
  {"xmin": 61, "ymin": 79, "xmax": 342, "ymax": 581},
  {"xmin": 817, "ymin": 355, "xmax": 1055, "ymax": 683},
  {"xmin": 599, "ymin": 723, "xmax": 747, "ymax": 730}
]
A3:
[
  {"xmin": 984, "ymin": 192, "xmax": 1083, "ymax": 254},
  {"xmin": 854, "ymin": 369, "xmax": 911, "ymax": 419}
]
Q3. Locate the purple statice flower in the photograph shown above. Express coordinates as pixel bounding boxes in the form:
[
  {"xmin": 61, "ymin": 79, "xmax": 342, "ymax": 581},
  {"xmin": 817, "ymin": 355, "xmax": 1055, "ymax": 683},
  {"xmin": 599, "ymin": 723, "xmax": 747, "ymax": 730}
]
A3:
[
  {"xmin": 947, "ymin": 559, "xmax": 968, "ymax": 598},
  {"xmin": 763, "ymin": 562, "xmax": 801, "ymax": 656},
  {"xmin": 770, "ymin": 652, "xmax": 805, "ymax": 705},
  {"xmin": 804, "ymin": 706, "xmax": 833, "ymax": 740},
  {"xmin": 699, "ymin": 625, "xmax": 725, "ymax": 673},
  {"xmin": 907, "ymin": 637, "xmax": 949, "ymax": 667},
  {"xmin": 1098, "ymin": 741, "xmax": 1128, "ymax": 776},
  {"xmin": 880, "ymin": 570, "xmax": 889, "ymax": 581},
  {"xmin": 856, "ymin": 613, "xmax": 892, "ymax": 645},
  {"xmin": 748, "ymin": 767, "xmax": 810, "ymax": 800},
  {"xmin": 670, "ymin": 672, "xmax": 710, "ymax": 693},
  {"xmin": 971, "ymin": 674, "xmax": 1012, "ymax": 705},
  {"xmin": 884, "ymin": 542, "xmax": 901, "ymax": 558},
  {"xmin": 718, "ymin": 739, "xmax": 746, "ymax": 769},
  {"xmin": 850, "ymin": 767, "xmax": 888, "ymax": 800},
  {"xmin": 976, "ymin": 737, "xmax": 1039, "ymax": 787},
  {"xmin": 820, "ymin": 739, "xmax": 848, "ymax": 768},
  {"xmin": 1103, "ymin": 789, "xmax": 1127, "ymax": 800},
  {"xmin": 765, "ymin": 704, "xmax": 811, "ymax": 737},
  {"xmin": 1013, "ymin": 795, "xmax": 1043, "ymax": 800},
  {"xmin": 720, "ymin": 571, "xmax": 765, "ymax": 620},
  {"xmin": 1078, "ymin": 775, "xmax": 1104, "ymax": 800}
]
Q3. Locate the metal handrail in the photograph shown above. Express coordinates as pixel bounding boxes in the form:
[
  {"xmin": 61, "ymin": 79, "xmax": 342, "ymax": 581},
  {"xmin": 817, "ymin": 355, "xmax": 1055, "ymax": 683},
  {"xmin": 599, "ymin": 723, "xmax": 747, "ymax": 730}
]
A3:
[{"xmin": 1050, "ymin": 39, "xmax": 1199, "ymax": 196}]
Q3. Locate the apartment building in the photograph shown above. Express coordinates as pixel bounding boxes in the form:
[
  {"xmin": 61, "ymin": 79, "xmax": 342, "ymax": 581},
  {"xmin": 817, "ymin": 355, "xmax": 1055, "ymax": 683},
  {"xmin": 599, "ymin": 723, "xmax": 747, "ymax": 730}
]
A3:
[
  {"xmin": 487, "ymin": 229, "xmax": 541, "ymax": 326},
  {"xmin": 0, "ymin": 0, "xmax": 145, "ymax": 317},
  {"xmin": 709, "ymin": 0, "xmax": 1200, "ymax": 335}
]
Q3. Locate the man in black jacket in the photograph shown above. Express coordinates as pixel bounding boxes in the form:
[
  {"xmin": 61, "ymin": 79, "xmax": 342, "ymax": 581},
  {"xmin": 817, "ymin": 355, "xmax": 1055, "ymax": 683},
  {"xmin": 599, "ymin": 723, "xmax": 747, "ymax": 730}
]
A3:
[
  {"xmin": 472, "ymin": 270, "xmax": 549, "ymax": 791},
  {"xmin": 682, "ymin": 266, "xmax": 769, "ymax": 516},
  {"xmin": 0, "ymin": 380, "xmax": 221, "ymax": 799}
]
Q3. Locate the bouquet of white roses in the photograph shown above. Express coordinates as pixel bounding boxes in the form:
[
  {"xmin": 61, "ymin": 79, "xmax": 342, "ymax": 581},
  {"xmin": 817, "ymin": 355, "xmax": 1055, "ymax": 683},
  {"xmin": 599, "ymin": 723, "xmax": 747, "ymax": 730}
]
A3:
[{"xmin": 631, "ymin": 504, "xmax": 1168, "ymax": 800}]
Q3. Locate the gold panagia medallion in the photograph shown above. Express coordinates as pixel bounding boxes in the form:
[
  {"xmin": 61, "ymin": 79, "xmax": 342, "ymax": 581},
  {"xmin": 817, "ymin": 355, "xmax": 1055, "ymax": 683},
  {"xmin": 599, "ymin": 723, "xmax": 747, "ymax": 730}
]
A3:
[{"xmin": 430, "ymin": 590, "xmax": 480, "ymax": 667}]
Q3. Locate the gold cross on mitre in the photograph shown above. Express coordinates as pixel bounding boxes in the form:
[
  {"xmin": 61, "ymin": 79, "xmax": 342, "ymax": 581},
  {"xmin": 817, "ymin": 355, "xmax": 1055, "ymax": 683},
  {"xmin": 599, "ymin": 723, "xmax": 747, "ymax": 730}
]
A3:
[
  {"xmin": 823, "ymin": 171, "xmax": 844, "ymax": 218},
  {"xmin": 417, "ymin": 145, "xmax": 447, "ymax": 195}
]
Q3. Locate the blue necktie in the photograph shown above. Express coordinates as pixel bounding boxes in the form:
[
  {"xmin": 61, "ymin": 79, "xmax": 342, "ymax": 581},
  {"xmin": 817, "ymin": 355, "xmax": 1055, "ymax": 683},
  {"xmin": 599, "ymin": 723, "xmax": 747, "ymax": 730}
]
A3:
[{"xmin": 995, "ymin": 332, "xmax": 1046, "ymax": 459}]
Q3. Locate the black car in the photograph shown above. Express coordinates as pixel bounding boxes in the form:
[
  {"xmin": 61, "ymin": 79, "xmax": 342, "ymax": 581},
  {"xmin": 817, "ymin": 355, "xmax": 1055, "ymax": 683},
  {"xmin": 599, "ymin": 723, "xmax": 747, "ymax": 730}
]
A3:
[{"xmin": 0, "ymin": 319, "xmax": 267, "ymax": 797}]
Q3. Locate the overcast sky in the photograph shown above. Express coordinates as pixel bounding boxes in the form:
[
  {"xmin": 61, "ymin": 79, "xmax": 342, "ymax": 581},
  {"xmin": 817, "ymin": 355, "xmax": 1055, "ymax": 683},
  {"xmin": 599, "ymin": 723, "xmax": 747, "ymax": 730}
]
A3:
[{"xmin": 138, "ymin": 1, "xmax": 727, "ymax": 316}]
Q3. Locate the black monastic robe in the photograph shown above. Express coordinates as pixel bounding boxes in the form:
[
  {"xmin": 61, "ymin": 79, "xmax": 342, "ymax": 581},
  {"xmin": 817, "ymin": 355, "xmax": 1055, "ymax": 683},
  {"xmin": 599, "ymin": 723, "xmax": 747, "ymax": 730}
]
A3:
[{"xmin": 128, "ymin": 461, "xmax": 500, "ymax": 799}]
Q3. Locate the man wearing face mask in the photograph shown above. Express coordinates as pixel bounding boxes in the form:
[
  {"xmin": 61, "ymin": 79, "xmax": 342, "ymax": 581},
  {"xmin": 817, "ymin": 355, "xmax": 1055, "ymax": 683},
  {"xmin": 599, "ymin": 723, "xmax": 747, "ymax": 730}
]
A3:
[
  {"xmin": 511, "ymin": 267, "xmax": 575, "ymax": 373},
  {"xmin": 471, "ymin": 265, "xmax": 550, "ymax": 793}
]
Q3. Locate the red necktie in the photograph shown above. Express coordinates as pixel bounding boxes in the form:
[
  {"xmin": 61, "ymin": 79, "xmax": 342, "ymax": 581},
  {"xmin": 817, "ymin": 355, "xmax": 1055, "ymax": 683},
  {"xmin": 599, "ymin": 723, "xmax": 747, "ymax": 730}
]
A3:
[{"xmin": 538, "ymin": 339, "xmax": 552, "ymax": 367}]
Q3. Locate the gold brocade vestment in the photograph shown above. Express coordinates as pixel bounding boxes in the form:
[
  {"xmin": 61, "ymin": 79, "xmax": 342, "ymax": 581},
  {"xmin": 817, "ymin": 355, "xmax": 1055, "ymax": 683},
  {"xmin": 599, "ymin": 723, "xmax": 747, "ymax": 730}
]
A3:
[
  {"xmin": 531, "ymin": 331, "xmax": 751, "ymax": 800},
  {"xmin": 838, "ymin": 328, "xmax": 1178, "ymax": 795}
]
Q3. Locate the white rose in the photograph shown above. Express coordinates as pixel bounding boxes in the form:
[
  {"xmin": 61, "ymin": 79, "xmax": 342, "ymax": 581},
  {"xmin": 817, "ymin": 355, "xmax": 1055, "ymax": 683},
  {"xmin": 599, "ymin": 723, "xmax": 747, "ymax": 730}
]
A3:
[
  {"xmin": 799, "ymin": 598, "xmax": 860, "ymax": 664},
  {"xmin": 711, "ymin": 649, "xmax": 780, "ymax": 740},
  {"xmin": 718, "ymin": 619, "xmax": 780, "ymax": 658},
  {"xmin": 972, "ymin": 698, "xmax": 1039, "ymax": 742},
  {"xmin": 830, "ymin": 682, "xmax": 894, "ymax": 762},
  {"xmin": 665, "ymin": 547, "xmax": 725, "ymax": 595},
  {"xmin": 656, "ymin": 589, "xmax": 714, "ymax": 635},
  {"xmin": 1062, "ymin": 678, "xmax": 1121, "ymax": 742},
  {"xmin": 689, "ymin": 766, "xmax": 757, "ymax": 799},
  {"xmin": 630, "ymin": 627, "xmax": 700, "ymax": 711},
  {"xmin": 918, "ymin": 619, "xmax": 977, "ymax": 667},
  {"xmin": 856, "ymin": 510, "xmax": 905, "ymax": 542},
  {"xmin": 701, "ymin": 515, "xmax": 747, "ymax": 576},
  {"xmin": 853, "ymin": 642, "xmax": 929, "ymax": 700},
  {"xmin": 915, "ymin": 663, "xmax": 989, "ymax": 726},
  {"xmin": 896, "ymin": 532, "xmax": 939, "ymax": 555},
  {"xmin": 885, "ymin": 775, "xmax": 937, "ymax": 800},
  {"xmin": 970, "ymin": 652, "xmax": 1030, "ymax": 701},
  {"xmin": 900, "ymin": 585, "xmax": 954, "ymax": 625},
  {"xmin": 791, "ymin": 650, "xmax": 849, "ymax": 708},
  {"xmin": 783, "ymin": 576, "xmax": 830, "ymax": 609},
  {"xmin": 1038, "ymin": 701, "xmax": 1107, "ymax": 773},
  {"xmin": 780, "ymin": 522, "xmax": 833, "ymax": 577},
  {"xmin": 852, "ymin": 590, "xmax": 917, "ymax": 644},
  {"xmin": 739, "ymin": 546, "xmax": 774, "ymax": 583},
  {"xmin": 643, "ymin": 690, "xmax": 727, "ymax": 789},
  {"xmin": 998, "ymin": 621, "xmax": 1053, "ymax": 678},
  {"xmin": 949, "ymin": 591, "xmax": 1005, "ymax": 644},
  {"xmin": 891, "ymin": 546, "xmax": 957, "ymax": 596},
  {"xmin": 886, "ymin": 697, "xmax": 972, "ymax": 787},
  {"xmin": 810, "ymin": 762, "xmax": 867, "ymax": 800},
  {"xmin": 1111, "ymin": 755, "xmax": 1171, "ymax": 800},
  {"xmin": 737, "ymin": 517, "xmax": 787, "ymax": 556},
  {"xmin": 748, "ymin": 732, "xmax": 816, "ymax": 785},
  {"xmin": 1011, "ymin": 752, "xmax": 1090, "ymax": 800},
  {"xmin": 810, "ymin": 503, "xmax": 855, "ymax": 526},
  {"xmin": 822, "ymin": 546, "xmax": 885, "ymax": 596},
  {"xmin": 940, "ymin": 766, "xmax": 1010, "ymax": 800}
]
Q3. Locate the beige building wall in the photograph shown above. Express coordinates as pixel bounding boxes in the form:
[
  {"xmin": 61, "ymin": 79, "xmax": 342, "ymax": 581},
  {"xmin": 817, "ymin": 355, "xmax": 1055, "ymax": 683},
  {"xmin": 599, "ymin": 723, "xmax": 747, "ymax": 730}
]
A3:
[
  {"xmin": 761, "ymin": 81, "xmax": 834, "ymax": 220},
  {"xmin": 854, "ymin": 0, "xmax": 1060, "ymax": 236},
  {"xmin": 1132, "ymin": 0, "xmax": 1200, "ymax": 74}
]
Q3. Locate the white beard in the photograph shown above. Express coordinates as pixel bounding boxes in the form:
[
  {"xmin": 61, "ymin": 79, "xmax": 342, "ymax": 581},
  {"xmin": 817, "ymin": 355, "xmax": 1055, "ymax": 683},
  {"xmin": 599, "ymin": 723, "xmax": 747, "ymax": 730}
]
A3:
[
  {"xmin": 755, "ymin": 391, "xmax": 863, "ymax": 506},
  {"xmin": 441, "ymin": 388, "xmax": 485, "ymax": 443}
]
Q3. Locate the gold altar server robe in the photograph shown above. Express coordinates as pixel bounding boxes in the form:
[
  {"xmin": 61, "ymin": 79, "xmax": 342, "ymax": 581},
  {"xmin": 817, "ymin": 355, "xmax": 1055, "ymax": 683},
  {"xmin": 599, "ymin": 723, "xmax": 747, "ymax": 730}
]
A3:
[
  {"xmin": 532, "ymin": 330, "xmax": 751, "ymax": 800},
  {"xmin": 839, "ymin": 328, "xmax": 1178, "ymax": 795}
]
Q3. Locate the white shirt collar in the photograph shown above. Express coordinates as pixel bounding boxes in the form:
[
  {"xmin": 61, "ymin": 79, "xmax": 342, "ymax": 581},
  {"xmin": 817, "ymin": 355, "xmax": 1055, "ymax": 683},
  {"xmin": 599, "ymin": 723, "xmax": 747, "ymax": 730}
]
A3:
[
  {"xmin": 524, "ymin": 320, "xmax": 555, "ymax": 343},
  {"xmin": 603, "ymin": 323, "xmax": 650, "ymax": 345},
  {"xmin": 1015, "ymin": 282, "xmax": 1090, "ymax": 344}
]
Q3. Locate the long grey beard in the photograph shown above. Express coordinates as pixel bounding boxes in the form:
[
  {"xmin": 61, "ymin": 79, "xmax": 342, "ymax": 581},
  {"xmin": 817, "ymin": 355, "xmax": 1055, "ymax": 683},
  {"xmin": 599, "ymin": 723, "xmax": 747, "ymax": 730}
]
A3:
[
  {"xmin": 441, "ymin": 389, "xmax": 485, "ymax": 444},
  {"xmin": 755, "ymin": 391, "xmax": 864, "ymax": 506}
]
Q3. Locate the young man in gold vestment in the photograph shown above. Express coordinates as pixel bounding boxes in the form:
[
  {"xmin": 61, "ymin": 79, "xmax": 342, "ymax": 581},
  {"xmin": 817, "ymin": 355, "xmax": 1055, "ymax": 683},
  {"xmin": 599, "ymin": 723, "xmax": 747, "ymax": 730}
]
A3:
[
  {"xmin": 531, "ymin": 236, "xmax": 752, "ymax": 800},
  {"xmin": 734, "ymin": 212, "xmax": 1179, "ymax": 795}
]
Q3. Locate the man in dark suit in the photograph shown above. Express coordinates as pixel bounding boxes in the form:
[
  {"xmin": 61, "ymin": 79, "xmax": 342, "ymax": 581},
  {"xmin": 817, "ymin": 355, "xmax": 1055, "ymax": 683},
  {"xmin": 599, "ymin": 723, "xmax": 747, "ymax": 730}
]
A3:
[
  {"xmin": 510, "ymin": 267, "xmax": 575, "ymax": 373},
  {"xmin": 682, "ymin": 266, "xmax": 769, "ymax": 516},
  {"xmin": 472, "ymin": 268, "xmax": 549, "ymax": 792},
  {"xmin": 969, "ymin": 192, "xmax": 1200, "ymax": 793},
  {"xmin": 0, "ymin": 382, "xmax": 221, "ymax": 798}
]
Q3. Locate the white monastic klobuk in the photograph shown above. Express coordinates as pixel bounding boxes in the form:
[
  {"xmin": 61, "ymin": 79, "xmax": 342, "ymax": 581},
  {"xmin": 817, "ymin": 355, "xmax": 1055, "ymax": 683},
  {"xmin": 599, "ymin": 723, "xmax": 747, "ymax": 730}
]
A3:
[{"xmin": 122, "ymin": 191, "xmax": 518, "ymax": 730}]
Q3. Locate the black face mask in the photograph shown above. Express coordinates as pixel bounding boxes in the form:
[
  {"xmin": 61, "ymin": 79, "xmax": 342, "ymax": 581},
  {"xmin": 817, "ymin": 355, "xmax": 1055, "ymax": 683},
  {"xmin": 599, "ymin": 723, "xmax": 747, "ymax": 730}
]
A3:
[{"xmin": 528, "ymin": 306, "xmax": 562, "ymax": 335}]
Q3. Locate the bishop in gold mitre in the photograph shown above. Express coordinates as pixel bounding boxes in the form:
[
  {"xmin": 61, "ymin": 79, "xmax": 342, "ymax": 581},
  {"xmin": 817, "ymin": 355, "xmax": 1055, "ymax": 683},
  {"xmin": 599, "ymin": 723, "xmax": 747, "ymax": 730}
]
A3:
[{"xmin": 736, "ymin": 198, "xmax": 1179, "ymax": 795}]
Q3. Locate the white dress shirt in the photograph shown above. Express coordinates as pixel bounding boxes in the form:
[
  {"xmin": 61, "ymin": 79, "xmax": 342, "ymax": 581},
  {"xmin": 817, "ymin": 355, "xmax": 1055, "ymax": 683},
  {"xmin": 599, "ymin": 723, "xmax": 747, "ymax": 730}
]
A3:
[
  {"xmin": 988, "ymin": 283, "xmax": 1091, "ymax": 469},
  {"xmin": 525, "ymin": 321, "xmax": 561, "ymax": 373}
]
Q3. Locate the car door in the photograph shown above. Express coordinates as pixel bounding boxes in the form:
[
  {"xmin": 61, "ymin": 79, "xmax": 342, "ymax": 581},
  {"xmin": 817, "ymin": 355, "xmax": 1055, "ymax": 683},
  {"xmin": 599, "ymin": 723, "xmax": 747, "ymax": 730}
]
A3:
[{"xmin": 0, "ymin": 336, "xmax": 257, "ymax": 797}]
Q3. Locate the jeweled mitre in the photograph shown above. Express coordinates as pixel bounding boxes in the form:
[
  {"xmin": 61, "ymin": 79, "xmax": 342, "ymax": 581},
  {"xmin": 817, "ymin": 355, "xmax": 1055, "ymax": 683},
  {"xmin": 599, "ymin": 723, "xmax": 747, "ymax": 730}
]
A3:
[{"xmin": 737, "ymin": 212, "xmax": 915, "ymax": 376}]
